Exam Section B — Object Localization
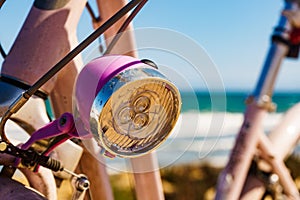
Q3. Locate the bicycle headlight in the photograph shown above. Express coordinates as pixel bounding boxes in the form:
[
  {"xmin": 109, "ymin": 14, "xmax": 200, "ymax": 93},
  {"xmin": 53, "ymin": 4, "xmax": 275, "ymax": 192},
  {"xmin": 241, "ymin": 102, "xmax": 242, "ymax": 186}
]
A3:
[{"xmin": 75, "ymin": 55, "xmax": 181, "ymax": 158}]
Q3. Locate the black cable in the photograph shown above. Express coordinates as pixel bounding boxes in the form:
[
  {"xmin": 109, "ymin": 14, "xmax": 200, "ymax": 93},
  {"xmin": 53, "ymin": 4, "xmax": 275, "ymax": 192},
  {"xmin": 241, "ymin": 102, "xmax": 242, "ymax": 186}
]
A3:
[
  {"xmin": 0, "ymin": 42, "xmax": 7, "ymax": 59},
  {"xmin": 0, "ymin": 0, "xmax": 7, "ymax": 61},
  {"xmin": 0, "ymin": 76, "xmax": 48, "ymax": 99},
  {"xmin": 86, "ymin": 1, "xmax": 100, "ymax": 22},
  {"xmin": 0, "ymin": 0, "xmax": 8, "ymax": 59},
  {"xmin": 26, "ymin": 0, "xmax": 143, "ymax": 97},
  {"xmin": 104, "ymin": 0, "xmax": 148, "ymax": 55},
  {"xmin": 0, "ymin": 0, "xmax": 7, "ymax": 59},
  {"xmin": 0, "ymin": 0, "xmax": 6, "ymax": 9}
]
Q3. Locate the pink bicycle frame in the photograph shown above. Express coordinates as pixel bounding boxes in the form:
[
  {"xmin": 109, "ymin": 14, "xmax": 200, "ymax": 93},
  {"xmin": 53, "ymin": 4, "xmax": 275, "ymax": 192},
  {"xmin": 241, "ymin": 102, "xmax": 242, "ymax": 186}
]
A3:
[
  {"xmin": 216, "ymin": 1, "xmax": 300, "ymax": 199},
  {"xmin": 1, "ymin": 0, "xmax": 165, "ymax": 199}
]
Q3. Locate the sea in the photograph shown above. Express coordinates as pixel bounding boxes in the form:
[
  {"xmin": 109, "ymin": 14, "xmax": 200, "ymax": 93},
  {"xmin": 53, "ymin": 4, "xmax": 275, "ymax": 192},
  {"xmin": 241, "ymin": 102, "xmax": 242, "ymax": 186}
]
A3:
[{"xmin": 105, "ymin": 91, "xmax": 300, "ymax": 173}]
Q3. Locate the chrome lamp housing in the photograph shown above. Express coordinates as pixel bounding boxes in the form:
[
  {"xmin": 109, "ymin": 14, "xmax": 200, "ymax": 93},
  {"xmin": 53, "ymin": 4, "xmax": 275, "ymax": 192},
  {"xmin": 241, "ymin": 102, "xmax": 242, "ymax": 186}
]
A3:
[{"xmin": 75, "ymin": 55, "xmax": 181, "ymax": 158}]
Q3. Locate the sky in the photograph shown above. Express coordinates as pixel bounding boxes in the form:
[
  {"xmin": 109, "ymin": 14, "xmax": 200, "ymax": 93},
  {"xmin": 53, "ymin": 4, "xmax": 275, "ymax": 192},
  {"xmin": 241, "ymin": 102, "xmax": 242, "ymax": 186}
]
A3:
[{"xmin": 1, "ymin": 0, "xmax": 300, "ymax": 92}]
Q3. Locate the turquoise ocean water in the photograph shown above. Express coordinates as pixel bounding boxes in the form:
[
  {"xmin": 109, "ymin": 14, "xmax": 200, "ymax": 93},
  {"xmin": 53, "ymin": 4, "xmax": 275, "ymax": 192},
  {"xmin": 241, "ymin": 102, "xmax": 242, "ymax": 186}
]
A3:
[{"xmin": 181, "ymin": 91, "xmax": 300, "ymax": 113}]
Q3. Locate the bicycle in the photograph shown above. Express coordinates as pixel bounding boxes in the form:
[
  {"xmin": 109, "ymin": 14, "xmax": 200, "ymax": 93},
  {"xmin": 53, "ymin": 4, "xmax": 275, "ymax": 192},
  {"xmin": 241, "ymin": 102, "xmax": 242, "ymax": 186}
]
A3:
[
  {"xmin": 215, "ymin": 0, "xmax": 300, "ymax": 199},
  {"xmin": 0, "ymin": 0, "xmax": 182, "ymax": 199},
  {"xmin": 3, "ymin": 1, "xmax": 300, "ymax": 200}
]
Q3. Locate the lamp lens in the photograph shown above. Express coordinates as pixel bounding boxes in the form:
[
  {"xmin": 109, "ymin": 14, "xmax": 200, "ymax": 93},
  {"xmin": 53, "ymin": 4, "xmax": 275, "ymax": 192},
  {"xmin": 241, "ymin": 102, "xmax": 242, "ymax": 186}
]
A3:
[
  {"xmin": 87, "ymin": 66, "xmax": 181, "ymax": 158},
  {"xmin": 98, "ymin": 78, "xmax": 180, "ymax": 157}
]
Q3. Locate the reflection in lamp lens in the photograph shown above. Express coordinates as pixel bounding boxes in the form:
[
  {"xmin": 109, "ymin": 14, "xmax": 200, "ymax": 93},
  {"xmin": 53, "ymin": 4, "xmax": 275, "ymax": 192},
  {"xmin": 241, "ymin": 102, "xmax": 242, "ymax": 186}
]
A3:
[
  {"xmin": 118, "ymin": 107, "xmax": 135, "ymax": 124},
  {"xmin": 133, "ymin": 96, "xmax": 150, "ymax": 113},
  {"xmin": 133, "ymin": 113, "xmax": 149, "ymax": 130}
]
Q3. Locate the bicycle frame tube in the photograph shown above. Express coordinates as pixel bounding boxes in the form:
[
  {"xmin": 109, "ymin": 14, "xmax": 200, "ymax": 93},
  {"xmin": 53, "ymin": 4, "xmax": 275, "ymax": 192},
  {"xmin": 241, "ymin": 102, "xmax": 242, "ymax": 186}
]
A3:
[
  {"xmin": 1, "ymin": 0, "xmax": 86, "ymax": 94},
  {"xmin": 253, "ymin": 5, "xmax": 294, "ymax": 99},
  {"xmin": 215, "ymin": 1, "xmax": 300, "ymax": 199},
  {"xmin": 258, "ymin": 134, "xmax": 299, "ymax": 198},
  {"xmin": 0, "ymin": 1, "xmax": 87, "ymax": 198},
  {"xmin": 267, "ymin": 103, "xmax": 300, "ymax": 161},
  {"xmin": 240, "ymin": 103, "xmax": 300, "ymax": 199},
  {"xmin": 215, "ymin": 104, "xmax": 268, "ymax": 200},
  {"xmin": 94, "ymin": 1, "xmax": 165, "ymax": 199}
]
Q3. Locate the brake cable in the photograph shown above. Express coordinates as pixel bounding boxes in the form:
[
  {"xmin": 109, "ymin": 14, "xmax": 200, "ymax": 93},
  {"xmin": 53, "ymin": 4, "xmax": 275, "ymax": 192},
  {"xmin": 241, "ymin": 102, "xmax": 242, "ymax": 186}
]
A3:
[
  {"xmin": 0, "ymin": 42, "xmax": 7, "ymax": 59},
  {"xmin": 0, "ymin": 0, "xmax": 6, "ymax": 9}
]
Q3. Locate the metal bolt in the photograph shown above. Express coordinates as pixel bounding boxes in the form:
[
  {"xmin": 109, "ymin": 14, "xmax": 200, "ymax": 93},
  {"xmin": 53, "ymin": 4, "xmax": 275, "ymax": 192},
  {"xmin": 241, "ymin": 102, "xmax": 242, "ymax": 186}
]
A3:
[
  {"xmin": 59, "ymin": 116, "xmax": 67, "ymax": 126},
  {"xmin": 75, "ymin": 175, "xmax": 90, "ymax": 191}
]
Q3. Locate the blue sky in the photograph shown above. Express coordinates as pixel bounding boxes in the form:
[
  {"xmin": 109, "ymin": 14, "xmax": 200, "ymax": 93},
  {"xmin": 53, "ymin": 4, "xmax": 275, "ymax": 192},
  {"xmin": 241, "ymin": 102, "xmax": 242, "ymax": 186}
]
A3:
[{"xmin": 1, "ymin": 0, "xmax": 300, "ymax": 91}]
